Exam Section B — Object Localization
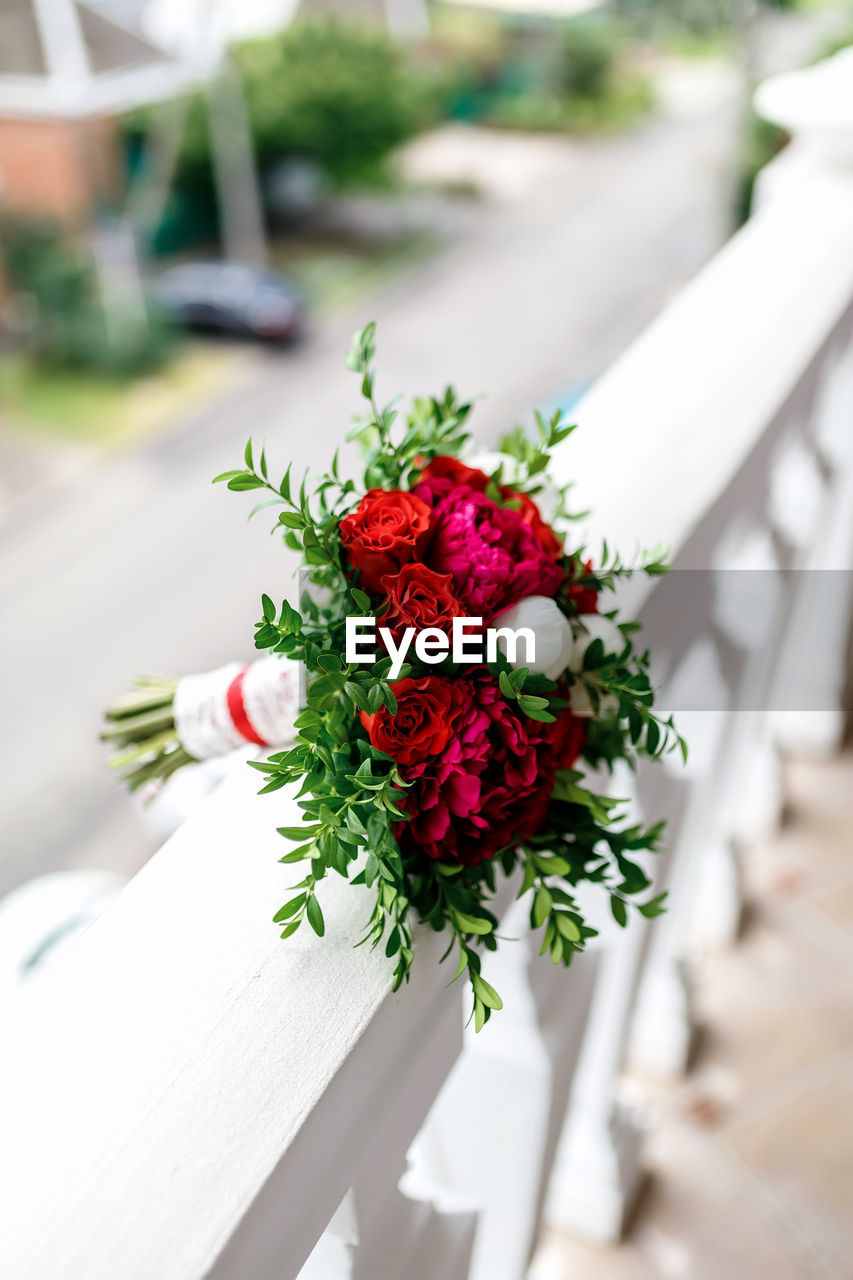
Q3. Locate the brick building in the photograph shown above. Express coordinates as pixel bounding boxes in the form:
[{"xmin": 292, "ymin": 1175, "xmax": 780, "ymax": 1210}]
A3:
[{"xmin": 0, "ymin": 0, "xmax": 191, "ymax": 221}]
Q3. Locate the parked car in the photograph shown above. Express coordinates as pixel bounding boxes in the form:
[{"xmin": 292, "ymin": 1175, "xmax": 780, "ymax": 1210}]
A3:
[{"xmin": 153, "ymin": 262, "xmax": 305, "ymax": 343}]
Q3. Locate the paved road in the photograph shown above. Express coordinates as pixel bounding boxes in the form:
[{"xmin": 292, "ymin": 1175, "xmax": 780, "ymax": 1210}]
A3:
[{"xmin": 0, "ymin": 55, "xmax": 772, "ymax": 895}]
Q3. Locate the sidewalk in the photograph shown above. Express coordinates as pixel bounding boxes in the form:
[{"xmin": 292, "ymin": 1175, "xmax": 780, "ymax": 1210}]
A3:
[{"xmin": 534, "ymin": 753, "xmax": 853, "ymax": 1280}]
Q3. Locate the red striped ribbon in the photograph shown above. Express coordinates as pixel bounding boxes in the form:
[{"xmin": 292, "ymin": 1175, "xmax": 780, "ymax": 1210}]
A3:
[{"xmin": 226, "ymin": 667, "xmax": 268, "ymax": 747}]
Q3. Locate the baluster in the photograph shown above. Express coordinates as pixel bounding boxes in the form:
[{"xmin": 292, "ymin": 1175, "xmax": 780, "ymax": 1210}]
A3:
[
  {"xmin": 771, "ymin": 366, "xmax": 853, "ymax": 757},
  {"xmin": 295, "ymin": 964, "xmax": 479, "ymax": 1280},
  {"xmin": 545, "ymin": 923, "xmax": 648, "ymax": 1242},
  {"xmin": 408, "ymin": 898, "xmax": 599, "ymax": 1277},
  {"xmin": 298, "ymin": 1172, "xmax": 477, "ymax": 1280},
  {"xmin": 686, "ymin": 834, "xmax": 744, "ymax": 951},
  {"xmin": 544, "ymin": 759, "xmax": 677, "ymax": 1242},
  {"xmin": 626, "ymin": 626, "xmax": 731, "ymax": 1075}
]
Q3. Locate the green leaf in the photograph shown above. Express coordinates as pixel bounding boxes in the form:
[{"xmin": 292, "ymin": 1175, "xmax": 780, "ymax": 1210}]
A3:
[
  {"xmin": 471, "ymin": 973, "xmax": 503, "ymax": 1011},
  {"xmin": 533, "ymin": 854, "xmax": 570, "ymax": 876},
  {"xmin": 499, "ymin": 670, "xmax": 515, "ymax": 699},
  {"xmin": 554, "ymin": 913, "xmax": 582, "ymax": 942},
  {"xmin": 637, "ymin": 891, "xmax": 668, "ymax": 919},
  {"xmin": 519, "ymin": 695, "xmax": 556, "ymax": 723},
  {"xmin": 277, "ymin": 825, "xmax": 321, "ymax": 841},
  {"xmin": 453, "ymin": 911, "xmax": 493, "ymax": 936},
  {"xmin": 610, "ymin": 895, "xmax": 628, "ymax": 927},
  {"xmin": 345, "ymin": 806, "xmax": 367, "ymax": 836},
  {"xmin": 227, "ymin": 474, "xmax": 266, "ymax": 492},
  {"xmin": 306, "ymin": 895, "xmax": 325, "ymax": 937},
  {"xmin": 533, "ymin": 885, "xmax": 553, "ymax": 928},
  {"xmin": 279, "ymin": 843, "xmax": 315, "ymax": 863},
  {"xmin": 273, "ymin": 894, "xmax": 305, "ymax": 923}
]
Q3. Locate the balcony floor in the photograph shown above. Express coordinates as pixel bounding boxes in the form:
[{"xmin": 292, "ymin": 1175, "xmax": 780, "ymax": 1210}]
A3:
[{"xmin": 533, "ymin": 753, "xmax": 853, "ymax": 1280}]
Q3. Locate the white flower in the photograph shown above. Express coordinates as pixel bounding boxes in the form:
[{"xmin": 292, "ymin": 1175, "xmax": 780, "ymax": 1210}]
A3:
[
  {"xmin": 568, "ymin": 614, "xmax": 624, "ymax": 673},
  {"xmin": 495, "ymin": 595, "xmax": 573, "ymax": 680},
  {"xmin": 467, "ymin": 449, "xmax": 561, "ymax": 523}
]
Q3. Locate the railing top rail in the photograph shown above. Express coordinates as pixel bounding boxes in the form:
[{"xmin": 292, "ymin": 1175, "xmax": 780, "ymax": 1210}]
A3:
[
  {"xmin": 2, "ymin": 171, "xmax": 853, "ymax": 1280},
  {"xmin": 560, "ymin": 179, "xmax": 853, "ymax": 572},
  {"xmin": 0, "ymin": 767, "xmax": 455, "ymax": 1279}
]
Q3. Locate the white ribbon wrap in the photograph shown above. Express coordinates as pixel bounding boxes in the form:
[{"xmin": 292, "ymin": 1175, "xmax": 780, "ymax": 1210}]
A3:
[
  {"xmin": 240, "ymin": 656, "xmax": 300, "ymax": 747},
  {"xmin": 173, "ymin": 657, "xmax": 299, "ymax": 761}
]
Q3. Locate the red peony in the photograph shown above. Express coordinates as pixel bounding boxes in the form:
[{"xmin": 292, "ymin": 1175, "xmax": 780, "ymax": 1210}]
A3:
[
  {"xmin": 390, "ymin": 674, "xmax": 563, "ymax": 865},
  {"xmin": 420, "ymin": 455, "xmax": 491, "ymax": 498},
  {"xmin": 506, "ymin": 489, "xmax": 563, "ymax": 559},
  {"xmin": 553, "ymin": 705, "xmax": 586, "ymax": 768},
  {"xmin": 421, "ymin": 458, "xmax": 563, "ymax": 558},
  {"xmin": 416, "ymin": 484, "xmax": 563, "ymax": 618},
  {"xmin": 339, "ymin": 489, "xmax": 431, "ymax": 595},
  {"xmin": 380, "ymin": 563, "xmax": 466, "ymax": 644},
  {"xmin": 566, "ymin": 558, "xmax": 598, "ymax": 614},
  {"xmin": 360, "ymin": 675, "xmax": 463, "ymax": 767}
]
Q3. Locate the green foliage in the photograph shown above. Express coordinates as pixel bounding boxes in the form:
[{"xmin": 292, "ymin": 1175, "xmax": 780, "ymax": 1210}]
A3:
[
  {"xmin": 237, "ymin": 19, "xmax": 419, "ymax": 185},
  {"xmin": 215, "ymin": 323, "xmax": 682, "ymax": 1027},
  {"xmin": 0, "ymin": 218, "xmax": 172, "ymax": 377},
  {"xmin": 557, "ymin": 22, "xmax": 615, "ymax": 99},
  {"xmin": 732, "ymin": 110, "xmax": 789, "ymax": 228},
  {"xmin": 418, "ymin": 9, "xmax": 650, "ymax": 137},
  {"xmin": 121, "ymin": 19, "xmax": 424, "ymax": 252}
]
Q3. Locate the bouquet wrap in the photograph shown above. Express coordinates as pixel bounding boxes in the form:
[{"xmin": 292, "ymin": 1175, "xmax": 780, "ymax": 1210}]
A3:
[{"xmin": 103, "ymin": 657, "xmax": 298, "ymax": 789}]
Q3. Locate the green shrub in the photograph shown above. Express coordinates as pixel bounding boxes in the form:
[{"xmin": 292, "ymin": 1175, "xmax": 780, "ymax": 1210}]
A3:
[
  {"xmin": 237, "ymin": 19, "xmax": 419, "ymax": 185},
  {"xmin": 558, "ymin": 22, "xmax": 616, "ymax": 99},
  {"xmin": 732, "ymin": 111, "xmax": 788, "ymax": 227},
  {"xmin": 123, "ymin": 19, "xmax": 423, "ymax": 252},
  {"xmin": 0, "ymin": 218, "xmax": 172, "ymax": 377}
]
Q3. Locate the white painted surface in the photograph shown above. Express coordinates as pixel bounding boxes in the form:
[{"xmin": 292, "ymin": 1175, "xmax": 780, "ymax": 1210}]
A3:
[
  {"xmin": 2, "ymin": 63, "xmax": 853, "ymax": 1277},
  {"xmin": 0, "ymin": 765, "xmax": 458, "ymax": 1279},
  {"xmin": 563, "ymin": 180, "xmax": 853, "ymax": 570}
]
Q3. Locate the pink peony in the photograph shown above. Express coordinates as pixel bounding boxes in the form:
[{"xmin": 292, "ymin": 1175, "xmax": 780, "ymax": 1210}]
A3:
[
  {"xmin": 393, "ymin": 674, "xmax": 560, "ymax": 865},
  {"xmin": 416, "ymin": 483, "xmax": 563, "ymax": 618}
]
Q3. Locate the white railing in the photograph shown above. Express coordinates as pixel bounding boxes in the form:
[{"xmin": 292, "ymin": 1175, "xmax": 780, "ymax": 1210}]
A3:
[{"xmin": 2, "ymin": 60, "xmax": 853, "ymax": 1280}]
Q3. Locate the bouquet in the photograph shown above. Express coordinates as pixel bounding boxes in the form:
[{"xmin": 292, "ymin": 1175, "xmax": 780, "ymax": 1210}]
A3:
[{"xmin": 104, "ymin": 324, "xmax": 683, "ymax": 1029}]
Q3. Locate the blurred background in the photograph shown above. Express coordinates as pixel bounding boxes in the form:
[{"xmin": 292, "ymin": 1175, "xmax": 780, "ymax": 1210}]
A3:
[
  {"xmin": 3, "ymin": 0, "xmax": 852, "ymax": 898},
  {"xmin": 2, "ymin": 1, "xmax": 853, "ymax": 1276}
]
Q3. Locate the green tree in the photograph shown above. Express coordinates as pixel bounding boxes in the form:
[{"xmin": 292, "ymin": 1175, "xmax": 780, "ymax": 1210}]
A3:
[{"xmin": 236, "ymin": 19, "xmax": 419, "ymax": 185}]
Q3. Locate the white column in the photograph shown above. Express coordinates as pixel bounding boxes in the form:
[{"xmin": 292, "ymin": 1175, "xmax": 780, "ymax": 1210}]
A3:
[
  {"xmin": 545, "ymin": 921, "xmax": 647, "ymax": 1243},
  {"xmin": 411, "ymin": 900, "xmax": 599, "ymax": 1275}
]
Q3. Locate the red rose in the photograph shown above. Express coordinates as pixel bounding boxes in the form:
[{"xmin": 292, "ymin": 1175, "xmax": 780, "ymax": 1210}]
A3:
[
  {"xmin": 420, "ymin": 455, "xmax": 491, "ymax": 494},
  {"xmin": 380, "ymin": 563, "xmax": 466, "ymax": 643},
  {"xmin": 339, "ymin": 489, "xmax": 431, "ymax": 594},
  {"xmin": 553, "ymin": 707, "xmax": 586, "ymax": 769},
  {"xmin": 360, "ymin": 676, "xmax": 463, "ymax": 766},
  {"xmin": 505, "ymin": 489, "xmax": 563, "ymax": 559},
  {"xmin": 567, "ymin": 559, "xmax": 598, "ymax": 614}
]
